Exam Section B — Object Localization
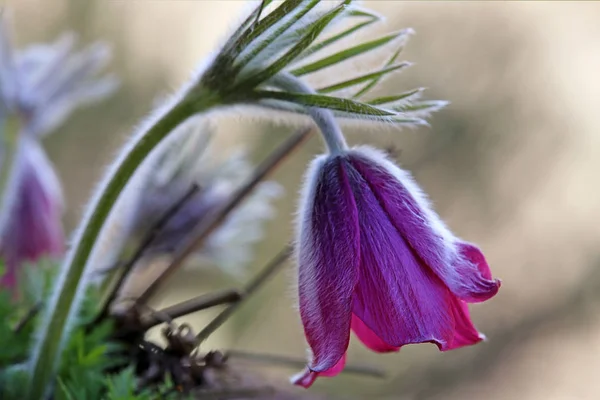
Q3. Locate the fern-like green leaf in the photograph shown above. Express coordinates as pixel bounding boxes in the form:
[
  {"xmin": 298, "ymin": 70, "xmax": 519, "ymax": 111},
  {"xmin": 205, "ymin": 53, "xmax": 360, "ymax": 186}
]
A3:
[
  {"xmin": 291, "ymin": 28, "xmax": 412, "ymax": 76},
  {"xmin": 317, "ymin": 62, "xmax": 411, "ymax": 94},
  {"xmin": 366, "ymin": 88, "xmax": 424, "ymax": 106},
  {"xmin": 234, "ymin": 0, "xmax": 321, "ymax": 74},
  {"xmin": 252, "ymin": 89, "xmax": 396, "ymax": 116},
  {"xmin": 233, "ymin": 0, "xmax": 351, "ymax": 91},
  {"xmin": 297, "ymin": 7, "xmax": 382, "ymax": 60}
]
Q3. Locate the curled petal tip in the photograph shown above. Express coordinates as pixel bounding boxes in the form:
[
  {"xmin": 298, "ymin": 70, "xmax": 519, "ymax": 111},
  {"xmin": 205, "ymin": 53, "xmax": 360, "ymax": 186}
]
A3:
[
  {"xmin": 465, "ymin": 278, "xmax": 501, "ymax": 303},
  {"xmin": 457, "ymin": 242, "xmax": 492, "ymax": 278},
  {"xmin": 453, "ymin": 241, "xmax": 501, "ymax": 302},
  {"xmin": 291, "ymin": 354, "xmax": 347, "ymax": 388},
  {"xmin": 291, "ymin": 368, "xmax": 318, "ymax": 389}
]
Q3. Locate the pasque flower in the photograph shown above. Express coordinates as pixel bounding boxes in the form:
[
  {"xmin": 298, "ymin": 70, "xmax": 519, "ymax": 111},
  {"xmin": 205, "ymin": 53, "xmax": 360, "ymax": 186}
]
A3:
[
  {"xmin": 0, "ymin": 17, "xmax": 117, "ymax": 289},
  {"xmin": 292, "ymin": 146, "xmax": 500, "ymax": 388},
  {"xmin": 0, "ymin": 136, "xmax": 64, "ymax": 288}
]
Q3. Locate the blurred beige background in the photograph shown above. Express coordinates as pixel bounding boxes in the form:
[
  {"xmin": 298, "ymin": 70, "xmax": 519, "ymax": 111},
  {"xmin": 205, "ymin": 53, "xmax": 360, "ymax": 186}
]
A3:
[{"xmin": 7, "ymin": 1, "xmax": 600, "ymax": 399}]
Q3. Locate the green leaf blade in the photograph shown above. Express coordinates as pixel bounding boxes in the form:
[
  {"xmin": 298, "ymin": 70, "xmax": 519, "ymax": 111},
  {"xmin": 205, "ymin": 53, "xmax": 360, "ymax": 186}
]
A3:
[
  {"xmin": 298, "ymin": 7, "xmax": 382, "ymax": 60},
  {"xmin": 352, "ymin": 26, "xmax": 415, "ymax": 98},
  {"xmin": 252, "ymin": 89, "xmax": 396, "ymax": 116},
  {"xmin": 291, "ymin": 28, "xmax": 413, "ymax": 76},
  {"xmin": 317, "ymin": 62, "xmax": 412, "ymax": 94},
  {"xmin": 204, "ymin": 0, "xmax": 275, "ymax": 84},
  {"xmin": 367, "ymin": 87, "xmax": 424, "ymax": 106},
  {"xmin": 234, "ymin": 0, "xmax": 305, "ymax": 57},
  {"xmin": 233, "ymin": 0, "xmax": 352, "ymax": 91},
  {"xmin": 257, "ymin": 98, "xmax": 428, "ymax": 126},
  {"xmin": 228, "ymin": 0, "xmax": 275, "ymax": 46},
  {"xmin": 393, "ymin": 100, "xmax": 450, "ymax": 115},
  {"xmin": 234, "ymin": 0, "xmax": 321, "ymax": 74}
]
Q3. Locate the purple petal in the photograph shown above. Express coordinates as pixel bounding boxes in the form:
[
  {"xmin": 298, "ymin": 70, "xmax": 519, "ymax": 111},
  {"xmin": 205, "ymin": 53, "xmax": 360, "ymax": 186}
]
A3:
[
  {"xmin": 351, "ymin": 314, "xmax": 399, "ymax": 353},
  {"xmin": 291, "ymin": 354, "xmax": 347, "ymax": 389},
  {"xmin": 446, "ymin": 300, "xmax": 484, "ymax": 350},
  {"xmin": 295, "ymin": 156, "xmax": 360, "ymax": 382},
  {"xmin": 454, "ymin": 241, "xmax": 501, "ymax": 302},
  {"xmin": 346, "ymin": 162, "xmax": 482, "ymax": 350},
  {"xmin": 348, "ymin": 147, "xmax": 499, "ymax": 303}
]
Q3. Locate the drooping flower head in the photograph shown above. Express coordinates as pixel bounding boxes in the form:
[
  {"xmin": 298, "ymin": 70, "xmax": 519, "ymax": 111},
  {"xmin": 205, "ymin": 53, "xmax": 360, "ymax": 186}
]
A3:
[
  {"xmin": 292, "ymin": 146, "xmax": 500, "ymax": 388},
  {"xmin": 0, "ymin": 16, "xmax": 117, "ymax": 289}
]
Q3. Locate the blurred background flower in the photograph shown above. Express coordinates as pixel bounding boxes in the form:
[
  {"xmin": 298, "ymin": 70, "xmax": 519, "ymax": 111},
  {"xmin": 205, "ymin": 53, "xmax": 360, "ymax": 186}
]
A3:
[
  {"xmin": 0, "ymin": 15, "xmax": 117, "ymax": 289},
  {"xmin": 131, "ymin": 116, "xmax": 283, "ymax": 278},
  {"xmin": 0, "ymin": 135, "xmax": 63, "ymax": 288},
  {"xmin": 102, "ymin": 114, "xmax": 283, "ymax": 310},
  {"xmin": 8, "ymin": 0, "xmax": 600, "ymax": 399}
]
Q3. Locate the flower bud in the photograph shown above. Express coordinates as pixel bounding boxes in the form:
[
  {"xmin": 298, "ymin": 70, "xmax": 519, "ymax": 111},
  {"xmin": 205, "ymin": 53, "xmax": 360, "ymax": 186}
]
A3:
[{"xmin": 0, "ymin": 136, "xmax": 63, "ymax": 288}]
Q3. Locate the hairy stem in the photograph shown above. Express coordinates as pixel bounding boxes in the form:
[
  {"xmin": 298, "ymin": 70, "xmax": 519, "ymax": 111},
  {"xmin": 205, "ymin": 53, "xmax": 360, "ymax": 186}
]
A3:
[
  {"xmin": 27, "ymin": 89, "xmax": 219, "ymax": 399},
  {"xmin": 270, "ymin": 72, "xmax": 348, "ymax": 155}
]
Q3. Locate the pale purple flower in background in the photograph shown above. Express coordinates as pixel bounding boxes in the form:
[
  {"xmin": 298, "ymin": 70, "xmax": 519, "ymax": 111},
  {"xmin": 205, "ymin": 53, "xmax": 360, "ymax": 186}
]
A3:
[
  {"xmin": 0, "ymin": 16, "xmax": 118, "ymax": 289},
  {"xmin": 0, "ymin": 18, "xmax": 118, "ymax": 137},
  {"xmin": 292, "ymin": 146, "xmax": 500, "ymax": 388},
  {"xmin": 0, "ymin": 136, "xmax": 64, "ymax": 287},
  {"xmin": 129, "ymin": 117, "xmax": 283, "ymax": 277},
  {"xmin": 88, "ymin": 115, "xmax": 282, "ymax": 292}
]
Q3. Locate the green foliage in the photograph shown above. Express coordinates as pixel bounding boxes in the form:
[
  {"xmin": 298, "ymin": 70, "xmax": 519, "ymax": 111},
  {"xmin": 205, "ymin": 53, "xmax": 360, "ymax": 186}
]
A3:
[
  {"xmin": 298, "ymin": 7, "xmax": 382, "ymax": 60},
  {"xmin": 104, "ymin": 369, "xmax": 186, "ymax": 400},
  {"xmin": 366, "ymin": 88, "xmax": 424, "ymax": 106},
  {"xmin": 55, "ymin": 319, "xmax": 121, "ymax": 399},
  {"xmin": 103, "ymin": 368, "xmax": 140, "ymax": 399},
  {"xmin": 317, "ymin": 62, "xmax": 412, "ymax": 94},
  {"xmin": 257, "ymin": 97, "xmax": 429, "ymax": 127},
  {"xmin": 232, "ymin": 0, "xmax": 352, "ymax": 91},
  {"xmin": 201, "ymin": 0, "xmax": 442, "ymax": 125},
  {"xmin": 251, "ymin": 89, "xmax": 396, "ymax": 116},
  {"xmin": 0, "ymin": 261, "xmax": 56, "ymax": 369},
  {"xmin": 233, "ymin": 0, "xmax": 321, "ymax": 74},
  {"xmin": 205, "ymin": 0, "xmax": 303, "ymax": 86},
  {"xmin": 352, "ymin": 35, "xmax": 410, "ymax": 99},
  {"xmin": 0, "ymin": 289, "xmax": 29, "ymax": 365},
  {"xmin": 291, "ymin": 29, "xmax": 409, "ymax": 77},
  {"xmin": 0, "ymin": 261, "xmax": 180, "ymax": 399}
]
